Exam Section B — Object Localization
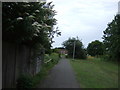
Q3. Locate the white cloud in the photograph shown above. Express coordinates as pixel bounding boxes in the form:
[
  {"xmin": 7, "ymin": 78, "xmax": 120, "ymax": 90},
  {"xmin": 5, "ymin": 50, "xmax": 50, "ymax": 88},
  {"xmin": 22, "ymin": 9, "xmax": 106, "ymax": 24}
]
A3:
[{"xmin": 47, "ymin": 0, "xmax": 119, "ymax": 48}]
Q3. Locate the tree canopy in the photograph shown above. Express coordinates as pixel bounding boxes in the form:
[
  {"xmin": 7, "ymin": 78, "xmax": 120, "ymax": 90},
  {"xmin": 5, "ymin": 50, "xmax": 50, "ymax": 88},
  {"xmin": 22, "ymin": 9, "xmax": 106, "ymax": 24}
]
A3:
[
  {"xmin": 103, "ymin": 15, "xmax": 120, "ymax": 61},
  {"xmin": 87, "ymin": 40, "xmax": 104, "ymax": 56},
  {"xmin": 3, "ymin": 2, "xmax": 61, "ymax": 52},
  {"xmin": 62, "ymin": 37, "xmax": 87, "ymax": 59}
]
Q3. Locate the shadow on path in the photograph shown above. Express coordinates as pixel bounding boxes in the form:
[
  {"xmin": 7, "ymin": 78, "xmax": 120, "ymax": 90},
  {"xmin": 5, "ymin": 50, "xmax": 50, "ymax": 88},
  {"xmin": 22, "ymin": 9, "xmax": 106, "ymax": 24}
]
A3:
[{"xmin": 37, "ymin": 58, "xmax": 80, "ymax": 88}]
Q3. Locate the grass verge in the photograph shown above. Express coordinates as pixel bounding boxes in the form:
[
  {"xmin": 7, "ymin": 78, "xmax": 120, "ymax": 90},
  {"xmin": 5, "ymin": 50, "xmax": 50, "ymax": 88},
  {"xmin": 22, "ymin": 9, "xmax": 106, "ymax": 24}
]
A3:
[
  {"xmin": 32, "ymin": 62, "xmax": 54, "ymax": 87},
  {"xmin": 32, "ymin": 53, "xmax": 60, "ymax": 87},
  {"xmin": 70, "ymin": 57, "xmax": 118, "ymax": 88}
]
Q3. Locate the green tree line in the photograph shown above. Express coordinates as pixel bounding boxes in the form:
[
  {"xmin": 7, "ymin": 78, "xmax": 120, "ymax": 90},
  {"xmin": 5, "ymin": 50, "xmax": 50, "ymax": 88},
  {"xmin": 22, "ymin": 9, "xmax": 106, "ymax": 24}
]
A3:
[
  {"xmin": 87, "ymin": 40, "xmax": 104, "ymax": 57},
  {"xmin": 87, "ymin": 15, "xmax": 120, "ymax": 62},
  {"xmin": 103, "ymin": 15, "xmax": 120, "ymax": 62},
  {"xmin": 62, "ymin": 15, "xmax": 119, "ymax": 62}
]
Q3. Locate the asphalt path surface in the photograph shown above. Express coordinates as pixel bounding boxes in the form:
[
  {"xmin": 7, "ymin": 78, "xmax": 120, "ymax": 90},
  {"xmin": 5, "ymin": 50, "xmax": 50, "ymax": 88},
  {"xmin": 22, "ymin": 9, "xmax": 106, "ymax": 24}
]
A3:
[{"xmin": 38, "ymin": 58, "xmax": 80, "ymax": 88}]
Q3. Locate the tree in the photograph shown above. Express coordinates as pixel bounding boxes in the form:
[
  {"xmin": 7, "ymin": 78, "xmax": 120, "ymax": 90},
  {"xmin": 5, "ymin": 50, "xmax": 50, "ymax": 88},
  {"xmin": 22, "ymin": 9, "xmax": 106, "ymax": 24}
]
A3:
[
  {"xmin": 2, "ymin": 2, "xmax": 61, "ymax": 53},
  {"xmin": 62, "ymin": 37, "xmax": 87, "ymax": 59},
  {"xmin": 103, "ymin": 15, "xmax": 120, "ymax": 61},
  {"xmin": 87, "ymin": 40, "xmax": 104, "ymax": 57}
]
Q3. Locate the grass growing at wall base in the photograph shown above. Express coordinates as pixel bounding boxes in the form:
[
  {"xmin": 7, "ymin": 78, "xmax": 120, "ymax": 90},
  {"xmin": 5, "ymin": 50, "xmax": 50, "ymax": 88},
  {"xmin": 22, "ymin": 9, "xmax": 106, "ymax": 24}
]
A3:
[
  {"xmin": 16, "ymin": 53, "xmax": 60, "ymax": 88},
  {"xmin": 32, "ymin": 53, "xmax": 60, "ymax": 88},
  {"xmin": 70, "ymin": 57, "xmax": 118, "ymax": 88},
  {"xmin": 32, "ymin": 63, "xmax": 53, "ymax": 87},
  {"xmin": 16, "ymin": 61, "xmax": 56, "ymax": 88}
]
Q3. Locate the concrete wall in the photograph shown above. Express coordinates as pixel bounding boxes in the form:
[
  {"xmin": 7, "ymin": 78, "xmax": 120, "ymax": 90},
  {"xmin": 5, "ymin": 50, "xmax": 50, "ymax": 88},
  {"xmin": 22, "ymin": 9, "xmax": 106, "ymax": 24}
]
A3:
[{"xmin": 2, "ymin": 42, "xmax": 44, "ymax": 88}]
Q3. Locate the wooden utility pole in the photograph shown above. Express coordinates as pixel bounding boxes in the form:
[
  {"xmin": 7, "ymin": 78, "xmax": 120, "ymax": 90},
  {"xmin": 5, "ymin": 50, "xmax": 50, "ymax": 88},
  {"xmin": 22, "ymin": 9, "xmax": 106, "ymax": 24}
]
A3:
[{"xmin": 73, "ymin": 41, "xmax": 76, "ymax": 60}]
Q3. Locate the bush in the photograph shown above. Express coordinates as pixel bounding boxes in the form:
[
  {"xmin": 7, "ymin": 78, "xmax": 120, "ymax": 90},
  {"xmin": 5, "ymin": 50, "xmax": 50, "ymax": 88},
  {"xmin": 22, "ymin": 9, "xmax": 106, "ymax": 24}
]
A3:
[
  {"xmin": 32, "ymin": 67, "xmax": 48, "ymax": 87},
  {"xmin": 16, "ymin": 74, "xmax": 34, "ymax": 88},
  {"xmin": 50, "ymin": 53, "xmax": 59, "ymax": 64},
  {"xmin": 44, "ymin": 54, "xmax": 51, "ymax": 62},
  {"xmin": 77, "ymin": 49, "xmax": 87, "ymax": 59}
]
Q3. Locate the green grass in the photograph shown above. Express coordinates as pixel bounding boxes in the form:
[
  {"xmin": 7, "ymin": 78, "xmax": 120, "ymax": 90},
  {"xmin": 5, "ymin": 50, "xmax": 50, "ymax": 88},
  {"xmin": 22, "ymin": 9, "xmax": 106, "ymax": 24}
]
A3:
[
  {"xmin": 44, "ymin": 53, "xmax": 59, "ymax": 63},
  {"xmin": 32, "ymin": 62, "xmax": 54, "ymax": 87},
  {"xmin": 70, "ymin": 57, "xmax": 118, "ymax": 88},
  {"xmin": 50, "ymin": 53, "xmax": 59, "ymax": 63},
  {"xmin": 32, "ymin": 53, "xmax": 60, "ymax": 87},
  {"xmin": 44, "ymin": 54, "xmax": 51, "ymax": 62}
]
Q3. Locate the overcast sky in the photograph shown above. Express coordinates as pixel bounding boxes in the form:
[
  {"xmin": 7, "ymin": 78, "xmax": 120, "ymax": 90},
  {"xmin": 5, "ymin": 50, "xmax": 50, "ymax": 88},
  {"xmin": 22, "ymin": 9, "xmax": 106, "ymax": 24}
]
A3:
[{"xmin": 47, "ymin": 0, "xmax": 119, "ymax": 48}]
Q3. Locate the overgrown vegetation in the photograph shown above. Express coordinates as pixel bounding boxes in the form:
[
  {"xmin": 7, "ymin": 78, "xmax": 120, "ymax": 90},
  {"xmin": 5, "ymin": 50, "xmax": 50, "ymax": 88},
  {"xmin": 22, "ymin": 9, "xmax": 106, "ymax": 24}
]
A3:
[
  {"xmin": 3, "ymin": 2, "xmax": 61, "ymax": 53},
  {"xmin": 16, "ymin": 53, "xmax": 60, "ymax": 88},
  {"xmin": 103, "ymin": 15, "xmax": 120, "ymax": 62},
  {"xmin": 32, "ymin": 62, "xmax": 54, "ymax": 87},
  {"xmin": 87, "ymin": 40, "xmax": 104, "ymax": 57},
  {"xmin": 33, "ymin": 53, "xmax": 59, "ymax": 87},
  {"xmin": 70, "ymin": 57, "xmax": 118, "ymax": 88},
  {"xmin": 16, "ymin": 74, "xmax": 34, "ymax": 88},
  {"xmin": 44, "ymin": 53, "xmax": 60, "ymax": 65},
  {"xmin": 3, "ymin": 2, "xmax": 61, "ymax": 88}
]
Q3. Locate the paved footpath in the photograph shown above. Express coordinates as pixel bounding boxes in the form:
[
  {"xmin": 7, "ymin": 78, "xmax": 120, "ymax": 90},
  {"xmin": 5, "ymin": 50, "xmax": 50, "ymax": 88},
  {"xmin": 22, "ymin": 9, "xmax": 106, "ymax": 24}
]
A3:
[{"xmin": 37, "ymin": 58, "xmax": 80, "ymax": 88}]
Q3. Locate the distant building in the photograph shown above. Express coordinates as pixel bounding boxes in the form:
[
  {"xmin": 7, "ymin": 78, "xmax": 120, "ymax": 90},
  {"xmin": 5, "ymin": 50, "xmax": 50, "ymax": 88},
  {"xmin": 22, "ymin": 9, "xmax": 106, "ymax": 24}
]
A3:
[
  {"xmin": 118, "ymin": 1, "xmax": 120, "ymax": 15},
  {"xmin": 56, "ymin": 47, "xmax": 68, "ymax": 55},
  {"xmin": 59, "ymin": 49, "xmax": 68, "ymax": 55}
]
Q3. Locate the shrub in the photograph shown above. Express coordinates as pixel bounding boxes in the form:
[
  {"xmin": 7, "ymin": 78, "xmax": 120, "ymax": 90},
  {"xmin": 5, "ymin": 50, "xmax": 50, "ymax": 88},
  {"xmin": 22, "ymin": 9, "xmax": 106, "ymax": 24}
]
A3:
[
  {"xmin": 16, "ymin": 74, "xmax": 34, "ymax": 88},
  {"xmin": 50, "ymin": 53, "xmax": 59, "ymax": 64}
]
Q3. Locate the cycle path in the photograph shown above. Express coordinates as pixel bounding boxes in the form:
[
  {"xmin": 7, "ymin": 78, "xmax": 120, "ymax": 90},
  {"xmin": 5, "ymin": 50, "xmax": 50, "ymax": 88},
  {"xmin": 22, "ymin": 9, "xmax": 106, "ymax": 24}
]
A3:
[{"xmin": 37, "ymin": 58, "xmax": 80, "ymax": 88}]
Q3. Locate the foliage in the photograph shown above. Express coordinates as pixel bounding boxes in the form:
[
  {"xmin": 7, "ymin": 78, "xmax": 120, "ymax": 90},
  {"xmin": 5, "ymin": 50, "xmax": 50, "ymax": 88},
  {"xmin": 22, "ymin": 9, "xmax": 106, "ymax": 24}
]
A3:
[
  {"xmin": 50, "ymin": 53, "xmax": 59, "ymax": 64},
  {"xmin": 87, "ymin": 40, "xmax": 104, "ymax": 56},
  {"xmin": 32, "ymin": 66, "xmax": 48, "ymax": 87},
  {"xmin": 16, "ymin": 53, "xmax": 60, "ymax": 88},
  {"xmin": 2, "ymin": 2, "xmax": 61, "ymax": 50},
  {"xmin": 16, "ymin": 74, "xmax": 34, "ymax": 88},
  {"xmin": 44, "ymin": 54, "xmax": 51, "ymax": 62},
  {"xmin": 52, "ymin": 48, "xmax": 59, "ymax": 53},
  {"xmin": 32, "ymin": 53, "xmax": 60, "ymax": 87},
  {"xmin": 62, "ymin": 37, "xmax": 87, "ymax": 59},
  {"xmin": 103, "ymin": 15, "xmax": 120, "ymax": 61},
  {"xmin": 70, "ymin": 57, "xmax": 118, "ymax": 88},
  {"xmin": 44, "ymin": 53, "xmax": 59, "ymax": 64},
  {"xmin": 52, "ymin": 47, "xmax": 65, "ymax": 54}
]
